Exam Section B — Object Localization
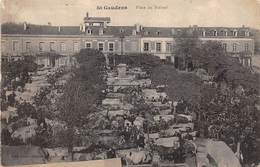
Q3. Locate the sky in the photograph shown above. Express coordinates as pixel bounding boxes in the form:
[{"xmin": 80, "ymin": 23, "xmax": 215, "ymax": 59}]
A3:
[{"xmin": 1, "ymin": 0, "xmax": 260, "ymax": 29}]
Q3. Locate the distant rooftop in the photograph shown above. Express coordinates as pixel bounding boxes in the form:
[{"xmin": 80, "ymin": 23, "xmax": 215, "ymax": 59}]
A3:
[
  {"xmin": 84, "ymin": 17, "xmax": 111, "ymax": 23},
  {"xmin": 83, "ymin": 12, "xmax": 111, "ymax": 23},
  {"xmin": 1, "ymin": 22, "xmax": 252, "ymax": 38}
]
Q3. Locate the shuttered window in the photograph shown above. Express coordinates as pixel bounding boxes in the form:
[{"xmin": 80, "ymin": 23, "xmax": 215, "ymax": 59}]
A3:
[
  {"xmin": 144, "ymin": 42, "xmax": 149, "ymax": 51},
  {"xmin": 156, "ymin": 43, "xmax": 161, "ymax": 52},
  {"xmin": 60, "ymin": 42, "xmax": 66, "ymax": 52}
]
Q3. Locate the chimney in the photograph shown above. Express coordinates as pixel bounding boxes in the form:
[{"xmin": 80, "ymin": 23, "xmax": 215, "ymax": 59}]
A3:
[
  {"xmin": 82, "ymin": 24, "xmax": 86, "ymax": 32},
  {"xmin": 23, "ymin": 22, "xmax": 27, "ymax": 30},
  {"xmin": 245, "ymin": 29, "xmax": 250, "ymax": 37},
  {"xmin": 80, "ymin": 24, "xmax": 83, "ymax": 31},
  {"xmin": 193, "ymin": 25, "xmax": 198, "ymax": 31},
  {"xmin": 135, "ymin": 24, "xmax": 141, "ymax": 33},
  {"xmin": 171, "ymin": 28, "xmax": 175, "ymax": 35},
  {"xmin": 86, "ymin": 12, "xmax": 89, "ymax": 18},
  {"xmin": 104, "ymin": 22, "xmax": 107, "ymax": 28}
]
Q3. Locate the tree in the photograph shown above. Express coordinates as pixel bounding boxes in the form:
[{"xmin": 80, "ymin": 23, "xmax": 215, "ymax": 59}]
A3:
[
  {"xmin": 57, "ymin": 49, "xmax": 106, "ymax": 160},
  {"xmin": 151, "ymin": 65, "xmax": 202, "ymax": 104},
  {"xmin": 174, "ymin": 30, "xmax": 201, "ymax": 71},
  {"xmin": 17, "ymin": 102, "xmax": 37, "ymax": 118},
  {"xmin": 190, "ymin": 41, "xmax": 259, "ymax": 92},
  {"xmin": 152, "ymin": 39, "xmax": 259, "ymax": 163},
  {"xmin": 32, "ymin": 87, "xmax": 53, "ymax": 120}
]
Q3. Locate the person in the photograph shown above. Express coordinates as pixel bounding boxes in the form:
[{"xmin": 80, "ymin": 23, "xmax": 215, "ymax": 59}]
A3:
[
  {"xmin": 96, "ymin": 141, "xmax": 108, "ymax": 152},
  {"xmin": 8, "ymin": 91, "xmax": 16, "ymax": 107},
  {"xmin": 186, "ymin": 132, "xmax": 193, "ymax": 140},
  {"xmin": 159, "ymin": 117, "xmax": 167, "ymax": 130},
  {"xmin": 125, "ymin": 123, "xmax": 132, "ymax": 142},
  {"xmin": 152, "ymin": 151, "xmax": 160, "ymax": 167},
  {"xmin": 137, "ymin": 133, "xmax": 145, "ymax": 149},
  {"xmin": 107, "ymin": 148, "xmax": 116, "ymax": 159},
  {"xmin": 152, "ymin": 97, "xmax": 156, "ymax": 102},
  {"xmin": 1, "ymin": 89, "xmax": 6, "ymax": 101}
]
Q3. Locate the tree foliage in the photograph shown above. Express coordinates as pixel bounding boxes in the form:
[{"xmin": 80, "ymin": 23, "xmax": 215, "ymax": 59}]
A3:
[
  {"xmin": 151, "ymin": 65, "xmax": 202, "ymax": 104},
  {"xmin": 175, "ymin": 35, "xmax": 259, "ymax": 93},
  {"xmin": 57, "ymin": 49, "xmax": 106, "ymax": 159},
  {"xmin": 17, "ymin": 102, "xmax": 37, "ymax": 118},
  {"xmin": 1, "ymin": 59, "xmax": 37, "ymax": 88},
  {"xmin": 108, "ymin": 53, "xmax": 162, "ymax": 73},
  {"xmin": 173, "ymin": 35, "xmax": 259, "ymax": 163}
]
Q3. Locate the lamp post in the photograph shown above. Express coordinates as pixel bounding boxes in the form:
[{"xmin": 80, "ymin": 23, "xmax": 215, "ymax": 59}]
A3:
[{"xmin": 120, "ymin": 34, "xmax": 124, "ymax": 55}]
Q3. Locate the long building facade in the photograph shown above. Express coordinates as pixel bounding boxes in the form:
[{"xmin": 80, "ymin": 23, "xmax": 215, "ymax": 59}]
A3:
[{"xmin": 1, "ymin": 13, "xmax": 255, "ymax": 67}]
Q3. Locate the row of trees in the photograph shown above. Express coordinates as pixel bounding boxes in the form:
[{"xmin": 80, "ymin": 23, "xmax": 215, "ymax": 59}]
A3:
[
  {"xmin": 151, "ymin": 37, "xmax": 259, "ymax": 164},
  {"xmin": 56, "ymin": 49, "xmax": 106, "ymax": 160},
  {"xmin": 174, "ymin": 32, "xmax": 259, "ymax": 90},
  {"xmin": 1, "ymin": 58, "xmax": 38, "ymax": 89}
]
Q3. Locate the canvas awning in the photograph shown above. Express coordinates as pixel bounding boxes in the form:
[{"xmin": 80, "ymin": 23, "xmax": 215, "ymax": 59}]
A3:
[
  {"xmin": 155, "ymin": 137, "xmax": 179, "ymax": 148},
  {"xmin": 206, "ymin": 140, "xmax": 241, "ymax": 167}
]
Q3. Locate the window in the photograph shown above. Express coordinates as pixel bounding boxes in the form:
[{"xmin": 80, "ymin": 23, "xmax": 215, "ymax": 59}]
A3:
[
  {"xmin": 166, "ymin": 43, "xmax": 172, "ymax": 52},
  {"xmin": 224, "ymin": 30, "xmax": 228, "ymax": 36},
  {"xmin": 213, "ymin": 30, "xmax": 217, "ymax": 36},
  {"xmin": 202, "ymin": 31, "xmax": 206, "ymax": 37},
  {"xmin": 85, "ymin": 42, "xmax": 92, "ymax": 49},
  {"xmin": 50, "ymin": 42, "xmax": 55, "ymax": 51},
  {"xmin": 156, "ymin": 42, "xmax": 161, "ymax": 52},
  {"xmin": 1, "ymin": 41, "xmax": 6, "ymax": 52},
  {"xmin": 98, "ymin": 42, "xmax": 104, "ymax": 51},
  {"xmin": 232, "ymin": 43, "xmax": 237, "ymax": 52},
  {"xmin": 13, "ymin": 41, "xmax": 18, "ymax": 51},
  {"xmin": 144, "ymin": 31, "xmax": 150, "ymax": 35},
  {"xmin": 73, "ymin": 42, "xmax": 79, "ymax": 52},
  {"xmin": 233, "ymin": 30, "xmax": 238, "ymax": 36},
  {"xmin": 156, "ymin": 31, "xmax": 160, "ymax": 36},
  {"xmin": 245, "ymin": 43, "xmax": 249, "ymax": 51},
  {"xmin": 25, "ymin": 42, "xmax": 31, "ymax": 52},
  {"xmin": 108, "ymin": 42, "xmax": 114, "ymax": 52},
  {"xmin": 222, "ymin": 43, "xmax": 227, "ymax": 52},
  {"xmin": 144, "ymin": 42, "xmax": 149, "ymax": 51},
  {"xmin": 60, "ymin": 42, "xmax": 66, "ymax": 52},
  {"xmin": 39, "ymin": 42, "xmax": 44, "ymax": 52},
  {"xmin": 2, "ymin": 58, "xmax": 8, "ymax": 62},
  {"xmin": 87, "ymin": 29, "xmax": 92, "ymax": 35}
]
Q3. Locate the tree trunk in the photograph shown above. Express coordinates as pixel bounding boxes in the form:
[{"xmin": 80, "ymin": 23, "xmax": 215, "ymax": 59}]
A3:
[
  {"xmin": 68, "ymin": 147, "xmax": 74, "ymax": 161},
  {"xmin": 147, "ymin": 122, "xmax": 150, "ymax": 142},
  {"xmin": 67, "ymin": 127, "xmax": 74, "ymax": 161}
]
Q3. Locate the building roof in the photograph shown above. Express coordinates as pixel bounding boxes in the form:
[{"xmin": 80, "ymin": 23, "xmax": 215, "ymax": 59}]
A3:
[
  {"xmin": 84, "ymin": 17, "xmax": 111, "ymax": 23},
  {"xmin": 1, "ymin": 22, "xmax": 252, "ymax": 38}
]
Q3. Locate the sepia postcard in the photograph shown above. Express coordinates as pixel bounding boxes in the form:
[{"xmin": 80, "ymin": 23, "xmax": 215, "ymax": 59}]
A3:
[{"xmin": 1, "ymin": 0, "xmax": 260, "ymax": 167}]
